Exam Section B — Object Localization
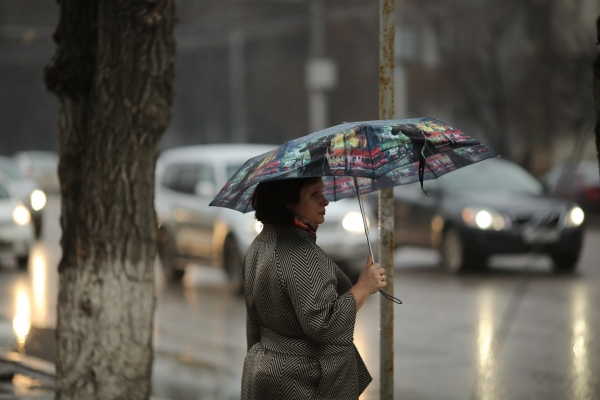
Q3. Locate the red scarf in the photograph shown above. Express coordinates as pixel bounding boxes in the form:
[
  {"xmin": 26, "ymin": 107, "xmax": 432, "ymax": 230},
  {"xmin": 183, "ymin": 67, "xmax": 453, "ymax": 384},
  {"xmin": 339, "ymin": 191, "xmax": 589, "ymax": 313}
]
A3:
[{"xmin": 293, "ymin": 215, "xmax": 318, "ymax": 235}]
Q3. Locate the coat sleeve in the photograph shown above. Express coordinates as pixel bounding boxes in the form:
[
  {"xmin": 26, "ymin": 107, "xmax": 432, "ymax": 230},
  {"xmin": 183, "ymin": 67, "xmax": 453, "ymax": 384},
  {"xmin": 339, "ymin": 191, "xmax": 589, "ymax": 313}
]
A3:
[{"xmin": 278, "ymin": 240, "xmax": 357, "ymax": 346}]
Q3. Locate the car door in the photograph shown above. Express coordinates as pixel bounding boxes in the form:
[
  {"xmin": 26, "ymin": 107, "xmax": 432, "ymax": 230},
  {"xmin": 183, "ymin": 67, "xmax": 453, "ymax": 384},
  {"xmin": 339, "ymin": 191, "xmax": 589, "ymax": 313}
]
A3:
[
  {"xmin": 166, "ymin": 163, "xmax": 217, "ymax": 263},
  {"xmin": 393, "ymin": 181, "xmax": 440, "ymax": 247}
]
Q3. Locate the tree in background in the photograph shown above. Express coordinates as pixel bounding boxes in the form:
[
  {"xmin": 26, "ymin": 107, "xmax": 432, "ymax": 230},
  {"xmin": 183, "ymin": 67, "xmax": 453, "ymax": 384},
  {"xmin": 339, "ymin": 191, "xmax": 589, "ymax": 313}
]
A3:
[
  {"xmin": 402, "ymin": 0, "xmax": 597, "ymax": 175},
  {"xmin": 44, "ymin": 0, "xmax": 175, "ymax": 398}
]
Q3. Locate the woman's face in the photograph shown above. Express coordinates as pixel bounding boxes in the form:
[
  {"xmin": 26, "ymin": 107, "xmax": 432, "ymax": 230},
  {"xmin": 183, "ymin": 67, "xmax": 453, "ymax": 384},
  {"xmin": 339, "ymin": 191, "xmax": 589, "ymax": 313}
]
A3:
[{"xmin": 288, "ymin": 180, "xmax": 329, "ymax": 225}]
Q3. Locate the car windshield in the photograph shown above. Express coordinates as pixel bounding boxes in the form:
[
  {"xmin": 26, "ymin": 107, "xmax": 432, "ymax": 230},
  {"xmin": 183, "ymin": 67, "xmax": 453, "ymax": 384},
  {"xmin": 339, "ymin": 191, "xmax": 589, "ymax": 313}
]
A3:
[
  {"xmin": 0, "ymin": 182, "xmax": 9, "ymax": 199},
  {"xmin": 226, "ymin": 164, "xmax": 244, "ymax": 180},
  {"xmin": 439, "ymin": 160, "xmax": 543, "ymax": 195},
  {"xmin": 0, "ymin": 163, "xmax": 22, "ymax": 180},
  {"xmin": 30, "ymin": 157, "xmax": 58, "ymax": 168}
]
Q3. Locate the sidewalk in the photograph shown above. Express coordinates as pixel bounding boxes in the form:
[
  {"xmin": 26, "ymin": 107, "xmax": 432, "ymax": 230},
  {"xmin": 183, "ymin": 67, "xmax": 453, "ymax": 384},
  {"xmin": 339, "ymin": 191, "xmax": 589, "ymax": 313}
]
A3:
[
  {"xmin": 0, "ymin": 350, "xmax": 55, "ymax": 400},
  {"xmin": 0, "ymin": 350, "xmax": 197, "ymax": 400}
]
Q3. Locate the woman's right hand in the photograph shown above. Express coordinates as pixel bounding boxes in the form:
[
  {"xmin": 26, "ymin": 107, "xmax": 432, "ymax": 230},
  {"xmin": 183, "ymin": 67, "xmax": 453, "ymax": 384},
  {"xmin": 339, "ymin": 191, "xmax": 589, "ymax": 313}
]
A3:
[
  {"xmin": 356, "ymin": 255, "xmax": 387, "ymax": 294},
  {"xmin": 349, "ymin": 255, "xmax": 387, "ymax": 311}
]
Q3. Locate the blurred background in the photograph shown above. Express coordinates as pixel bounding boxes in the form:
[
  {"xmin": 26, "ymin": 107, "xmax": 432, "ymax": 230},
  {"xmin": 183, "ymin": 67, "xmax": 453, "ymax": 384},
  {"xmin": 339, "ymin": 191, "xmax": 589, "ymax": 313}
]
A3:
[
  {"xmin": 1, "ymin": 0, "xmax": 600, "ymax": 399},
  {"xmin": 1, "ymin": 0, "xmax": 598, "ymax": 171}
]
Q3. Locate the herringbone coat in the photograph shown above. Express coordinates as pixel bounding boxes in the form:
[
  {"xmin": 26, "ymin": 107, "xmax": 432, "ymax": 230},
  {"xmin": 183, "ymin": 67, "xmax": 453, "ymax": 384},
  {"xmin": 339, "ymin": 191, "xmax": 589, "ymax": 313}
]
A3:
[{"xmin": 241, "ymin": 224, "xmax": 372, "ymax": 399}]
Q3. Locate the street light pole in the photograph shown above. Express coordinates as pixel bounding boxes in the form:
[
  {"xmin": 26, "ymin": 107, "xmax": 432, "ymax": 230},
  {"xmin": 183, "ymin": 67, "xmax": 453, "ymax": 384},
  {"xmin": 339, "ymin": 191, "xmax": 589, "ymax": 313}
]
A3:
[{"xmin": 379, "ymin": 0, "xmax": 395, "ymax": 398}]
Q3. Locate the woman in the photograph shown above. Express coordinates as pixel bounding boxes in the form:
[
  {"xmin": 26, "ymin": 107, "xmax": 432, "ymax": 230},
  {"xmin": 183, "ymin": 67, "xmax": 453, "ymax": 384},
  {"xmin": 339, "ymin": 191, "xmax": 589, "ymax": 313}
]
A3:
[{"xmin": 241, "ymin": 177, "xmax": 387, "ymax": 399}]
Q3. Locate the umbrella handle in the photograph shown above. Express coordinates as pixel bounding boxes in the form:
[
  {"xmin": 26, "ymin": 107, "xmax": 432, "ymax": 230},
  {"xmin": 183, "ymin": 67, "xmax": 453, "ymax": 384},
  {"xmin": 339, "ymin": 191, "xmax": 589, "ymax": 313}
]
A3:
[
  {"xmin": 353, "ymin": 177, "xmax": 375, "ymax": 262},
  {"xmin": 354, "ymin": 177, "xmax": 402, "ymax": 305}
]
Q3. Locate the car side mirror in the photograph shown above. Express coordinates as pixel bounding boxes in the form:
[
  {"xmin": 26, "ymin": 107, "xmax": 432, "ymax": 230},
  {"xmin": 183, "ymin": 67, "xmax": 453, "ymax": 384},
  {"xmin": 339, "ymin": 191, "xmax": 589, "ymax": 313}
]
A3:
[{"xmin": 195, "ymin": 181, "xmax": 215, "ymax": 198}]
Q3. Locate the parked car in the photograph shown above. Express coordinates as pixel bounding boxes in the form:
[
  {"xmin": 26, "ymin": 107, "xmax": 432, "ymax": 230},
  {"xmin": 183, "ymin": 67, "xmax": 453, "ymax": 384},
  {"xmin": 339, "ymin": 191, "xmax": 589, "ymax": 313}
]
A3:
[
  {"xmin": 155, "ymin": 144, "xmax": 377, "ymax": 288},
  {"xmin": 0, "ymin": 175, "xmax": 35, "ymax": 267},
  {"xmin": 379, "ymin": 158, "xmax": 585, "ymax": 273},
  {"xmin": 13, "ymin": 151, "xmax": 60, "ymax": 194},
  {"xmin": 542, "ymin": 160, "xmax": 600, "ymax": 214},
  {"xmin": 0, "ymin": 157, "xmax": 46, "ymax": 238}
]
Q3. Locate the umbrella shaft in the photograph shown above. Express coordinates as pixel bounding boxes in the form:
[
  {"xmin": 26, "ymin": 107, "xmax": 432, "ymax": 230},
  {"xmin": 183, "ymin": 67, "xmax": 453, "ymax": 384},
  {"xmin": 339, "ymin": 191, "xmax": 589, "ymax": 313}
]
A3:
[{"xmin": 354, "ymin": 177, "xmax": 375, "ymax": 262}]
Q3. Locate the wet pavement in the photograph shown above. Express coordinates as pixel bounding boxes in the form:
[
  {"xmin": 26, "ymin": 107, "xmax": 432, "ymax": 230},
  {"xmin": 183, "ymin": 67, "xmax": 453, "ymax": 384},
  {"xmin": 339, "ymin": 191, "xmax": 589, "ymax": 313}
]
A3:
[{"xmin": 0, "ymin": 195, "xmax": 599, "ymax": 399}]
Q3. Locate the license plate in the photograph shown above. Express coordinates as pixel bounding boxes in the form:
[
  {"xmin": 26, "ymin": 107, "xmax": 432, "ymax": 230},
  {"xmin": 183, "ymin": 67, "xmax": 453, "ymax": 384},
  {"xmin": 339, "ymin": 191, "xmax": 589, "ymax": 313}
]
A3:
[{"xmin": 522, "ymin": 228, "xmax": 560, "ymax": 244}]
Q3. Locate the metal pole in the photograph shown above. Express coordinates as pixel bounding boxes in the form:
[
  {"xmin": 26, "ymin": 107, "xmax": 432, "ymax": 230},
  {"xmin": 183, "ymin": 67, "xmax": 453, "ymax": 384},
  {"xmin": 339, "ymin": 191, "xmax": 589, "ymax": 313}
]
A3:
[{"xmin": 379, "ymin": 0, "xmax": 395, "ymax": 398}]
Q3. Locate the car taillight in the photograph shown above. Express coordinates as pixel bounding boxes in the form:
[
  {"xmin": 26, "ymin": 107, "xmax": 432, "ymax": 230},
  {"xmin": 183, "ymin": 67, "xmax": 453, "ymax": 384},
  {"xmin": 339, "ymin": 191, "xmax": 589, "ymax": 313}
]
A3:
[{"xmin": 584, "ymin": 187, "xmax": 600, "ymax": 202}]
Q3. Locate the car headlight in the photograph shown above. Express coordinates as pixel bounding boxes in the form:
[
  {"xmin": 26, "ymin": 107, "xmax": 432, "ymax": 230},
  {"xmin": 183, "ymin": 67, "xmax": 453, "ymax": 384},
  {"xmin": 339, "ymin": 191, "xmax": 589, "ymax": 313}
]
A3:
[
  {"xmin": 245, "ymin": 219, "xmax": 263, "ymax": 234},
  {"xmin": 462, "ymin": 207, "xmax": 506, "ymax": 231},
  {"xmin": 342, "ymin": 211, "xmax": 368, "ymax": 233},
  {"xmin": 12, "ymin": 203, "xmax": 31, "ymax": 226},
  {"xmin": 30, "ymin": 189, "xmax": 46, "ymax": 211},
  {"xmin": 564, "ymin": 206, "xmax": 584, "ymax": 228}
]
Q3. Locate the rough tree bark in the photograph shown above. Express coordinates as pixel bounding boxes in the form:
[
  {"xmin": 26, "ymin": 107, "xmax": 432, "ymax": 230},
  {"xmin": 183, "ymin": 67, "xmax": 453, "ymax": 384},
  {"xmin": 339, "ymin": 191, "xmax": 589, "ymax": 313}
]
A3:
[
  {"xmin": 44, "ymin": 0, "xmax": 175, "ymax": 398},
  {"xmin": 595, "ymin": 16, "xmax": 600, "ymax": 172}
]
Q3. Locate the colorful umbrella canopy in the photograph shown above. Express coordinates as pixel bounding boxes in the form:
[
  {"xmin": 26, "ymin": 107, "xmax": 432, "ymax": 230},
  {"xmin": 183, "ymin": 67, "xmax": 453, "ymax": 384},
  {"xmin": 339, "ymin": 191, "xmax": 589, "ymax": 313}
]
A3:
[{"xmin": 210, "ymin": 117, "xmax": 497, "ymax": 212}]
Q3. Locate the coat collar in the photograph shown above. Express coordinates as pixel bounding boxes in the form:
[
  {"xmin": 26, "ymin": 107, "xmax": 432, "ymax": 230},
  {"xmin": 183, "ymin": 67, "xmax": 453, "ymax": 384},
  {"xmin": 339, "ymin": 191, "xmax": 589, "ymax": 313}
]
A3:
[{"xmin": 262, "ymin": 223, "xmax": 317, "ymax": 244}]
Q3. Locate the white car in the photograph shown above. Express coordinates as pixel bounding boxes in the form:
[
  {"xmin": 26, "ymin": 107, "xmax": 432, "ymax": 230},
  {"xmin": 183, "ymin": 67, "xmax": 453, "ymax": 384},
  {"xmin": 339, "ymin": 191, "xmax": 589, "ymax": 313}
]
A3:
[
  {"xmin": 0, "ymin": 176, "xmax": 35, "ymax": 267},
  {"xmin": 0, "ymin": 157, "xmax": 46, "ymax": 238},
  {"xmin": 155, "ymin": 144, "xmax": 377, "ymax": 288},
  {"xmin": 13, "ymin": 151, "xmax": 60, "ymax": 195}
]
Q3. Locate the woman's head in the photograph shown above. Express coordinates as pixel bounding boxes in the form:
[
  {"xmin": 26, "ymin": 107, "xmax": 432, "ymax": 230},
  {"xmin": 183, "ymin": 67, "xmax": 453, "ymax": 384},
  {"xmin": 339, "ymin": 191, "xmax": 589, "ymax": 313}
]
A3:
[{"xmin": 252, "ymin": 177, "xmax": 329, "ymax": 225}]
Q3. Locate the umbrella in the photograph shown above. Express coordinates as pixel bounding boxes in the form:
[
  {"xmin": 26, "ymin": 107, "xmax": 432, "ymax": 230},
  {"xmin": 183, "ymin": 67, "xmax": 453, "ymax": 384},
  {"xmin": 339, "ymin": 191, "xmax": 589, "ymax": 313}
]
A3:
[{"xmin": 210, "ymin": 117, "xmax": 497, "ymax": 301}]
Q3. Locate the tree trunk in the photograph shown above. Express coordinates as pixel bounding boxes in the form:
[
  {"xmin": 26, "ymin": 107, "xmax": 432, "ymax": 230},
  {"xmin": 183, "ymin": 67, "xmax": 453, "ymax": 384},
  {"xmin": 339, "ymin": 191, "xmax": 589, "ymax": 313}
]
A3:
[
  {"xmin": 44, "ymin": 0, "xmax": 175, "ymax": 398},
  {"xmin": 595, "ymin": 16, "xmax": 600, "ymax": 173}
]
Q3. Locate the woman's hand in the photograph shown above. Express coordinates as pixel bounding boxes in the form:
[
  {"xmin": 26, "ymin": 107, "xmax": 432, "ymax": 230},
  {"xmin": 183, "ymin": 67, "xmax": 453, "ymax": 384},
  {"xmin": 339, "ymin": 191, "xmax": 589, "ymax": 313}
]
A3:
[
  {"xmin": 357, "ymin": 255, "xmax": 387, "ymax": 294},
  {"xmin": 349, "ymin": 255, "xmax": 387, "ymax": 311}
]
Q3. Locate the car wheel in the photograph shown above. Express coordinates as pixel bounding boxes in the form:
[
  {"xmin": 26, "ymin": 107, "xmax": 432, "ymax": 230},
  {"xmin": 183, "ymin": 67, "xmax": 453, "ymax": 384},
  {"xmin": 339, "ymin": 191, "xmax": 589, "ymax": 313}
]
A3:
[
  {"xmin": 156, "ymin": 229, "xmax": 185, "ymax": 282},
  {"xmin": 223, "ymin": 235, "xmax": 243, "ymax": 295},
  {"xmin": 441, "ymin": 228, "xmax": 488, "ymax": 273},
  {"xmin": 550, "ymin": 249, "xmax": 580, "ymax": 273}
]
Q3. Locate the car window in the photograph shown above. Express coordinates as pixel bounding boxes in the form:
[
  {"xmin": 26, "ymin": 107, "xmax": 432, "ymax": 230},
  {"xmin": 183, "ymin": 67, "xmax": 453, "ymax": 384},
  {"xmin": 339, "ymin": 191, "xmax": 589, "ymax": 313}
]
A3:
[
  {"xmin": 226, "ymin": 164, "xmax": 243, "ymax": 180},
  {"xmin": 161, "ymin": 164, "xmax": 215, "ymax": 194},
  {"xmin": 161, "ymin": 164, "xmax": 180, "ymax": 191},
  {"xmin": 26, "ymin": 154, "xmax": 59, "ymax": 168},
  {"xmin": 0, "ymin": 182, "xmax": 10, "ymax": 199},
  {"xmin": 197, "ymin": 165, "xmax": 216, "ymax": 184},
  {"xmin": 439, "ymin": 159, "xmax": 543, "ymax": 195},
  {"xmin": 543, "ymin": 168, "xmax": 562, "ymax": 188},
  {"xmin": 178, "ymin": 165, "xmax": 199, "ymax": 194}
]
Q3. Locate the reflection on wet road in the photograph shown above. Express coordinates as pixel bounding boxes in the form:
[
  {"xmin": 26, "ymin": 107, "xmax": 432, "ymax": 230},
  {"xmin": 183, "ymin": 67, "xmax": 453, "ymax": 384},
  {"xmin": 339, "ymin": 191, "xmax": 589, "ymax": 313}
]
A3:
[
  {"xmin": 12, "ymin": 285, "xmax": 30, "ymax": 351},
  {"xmin": 0, "ymin": 196, "xmax": 599, "ymax": 399},
  {"xmin": 570, "ymin": 285, "xmax": 592, "ymax": 400}
]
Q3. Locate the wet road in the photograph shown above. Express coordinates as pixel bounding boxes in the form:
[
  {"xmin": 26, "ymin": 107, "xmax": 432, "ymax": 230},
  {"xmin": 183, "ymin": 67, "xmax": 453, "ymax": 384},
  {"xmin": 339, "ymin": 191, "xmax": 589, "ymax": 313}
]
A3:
[{"xmin": 1, "ymin": 195, "xmax": 599, "ymax": 399}]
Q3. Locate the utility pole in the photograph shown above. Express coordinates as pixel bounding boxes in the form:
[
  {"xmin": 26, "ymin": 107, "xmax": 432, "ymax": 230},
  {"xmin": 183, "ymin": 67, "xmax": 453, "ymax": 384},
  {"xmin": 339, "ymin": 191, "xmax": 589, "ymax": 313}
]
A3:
[
  {"xmin": 305, "ymin": 0, "xmax": 337, "ymax": 132},
  {"xmin": 379, "ymin": 0, "xmax": 395, "ymax": 398}
]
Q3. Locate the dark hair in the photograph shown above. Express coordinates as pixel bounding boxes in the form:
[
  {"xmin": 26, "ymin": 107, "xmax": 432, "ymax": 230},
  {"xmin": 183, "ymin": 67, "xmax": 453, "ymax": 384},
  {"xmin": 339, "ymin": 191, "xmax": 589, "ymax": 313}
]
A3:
[{"xmin": 252, "ymin": 177, "xmax": 322, "ymax": 225}]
